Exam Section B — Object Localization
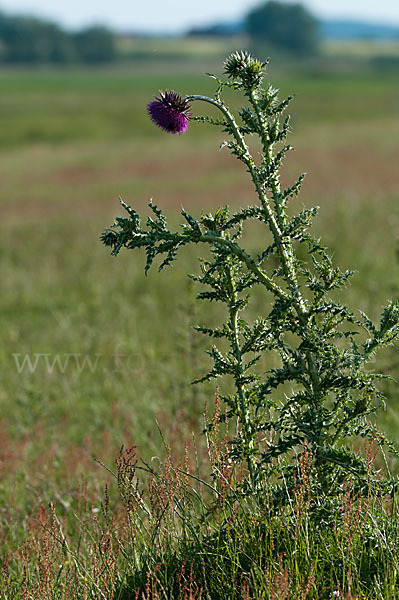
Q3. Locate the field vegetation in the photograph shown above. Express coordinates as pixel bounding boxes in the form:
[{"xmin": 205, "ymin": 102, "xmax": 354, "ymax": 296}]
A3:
[{"xmin": 0, "ymin": 46, "xmax": 398, "ymax": 597}]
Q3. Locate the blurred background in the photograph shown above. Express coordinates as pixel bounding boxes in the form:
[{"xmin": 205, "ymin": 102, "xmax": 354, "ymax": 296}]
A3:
[{"xmin": 0, "ymin": 0, "xmax": 398, "ymax": 537}]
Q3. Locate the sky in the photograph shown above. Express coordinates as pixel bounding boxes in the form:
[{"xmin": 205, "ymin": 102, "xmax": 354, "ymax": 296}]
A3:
[{"xmin": 1, "ymin": 0, "xmax": 399, "ymax": 33}]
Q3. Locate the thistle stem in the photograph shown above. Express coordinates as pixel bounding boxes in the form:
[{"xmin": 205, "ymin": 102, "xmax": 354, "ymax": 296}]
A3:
[
  {"xmin": 225, "ymin": 255, "xmax": 257, "ymax": 490},
  {"xmin": 184, "ymin": 95, "xmax": 301, "ymax": 304},
  {"xmin": 185, "ymin": 93, "xmax": 321, "ymax": 405},
  {"xmin": 249, "ymin": 91, "xmax": 322, "ymax": 404}
]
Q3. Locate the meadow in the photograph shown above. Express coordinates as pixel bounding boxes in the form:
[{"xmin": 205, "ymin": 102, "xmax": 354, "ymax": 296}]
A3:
[{"xmin": 0, "ymin": 47, "xmax": 399, "ymax": 597}]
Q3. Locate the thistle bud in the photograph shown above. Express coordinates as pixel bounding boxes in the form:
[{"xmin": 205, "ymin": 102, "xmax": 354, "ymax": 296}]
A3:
[{"xmin": 224, "ymin": 50, "xmax": 267, "ymax": 89}]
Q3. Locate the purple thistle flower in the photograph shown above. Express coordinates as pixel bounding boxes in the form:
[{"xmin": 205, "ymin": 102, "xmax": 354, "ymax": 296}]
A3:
[{"xmin": 147, "ymin": 90, "xmax": 191, "ymax": 135}]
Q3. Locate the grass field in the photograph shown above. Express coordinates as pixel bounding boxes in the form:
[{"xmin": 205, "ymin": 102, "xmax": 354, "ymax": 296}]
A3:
[{"xmin": 0, "ymin": 52, "xmax": 399, "ymax": 597}]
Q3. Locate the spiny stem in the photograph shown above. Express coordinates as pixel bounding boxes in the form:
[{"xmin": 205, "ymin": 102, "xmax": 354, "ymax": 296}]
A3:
[
  {"xmin": 185, "ymin": 95, "xmax": 301, "ymax": 303},
  {"xmin": 186, "ymin": 92, "xmax": 321, "ymax": 405},
  {"xmin": 225, "ymin": 255, "xmax": 257, "ymax": 489},
  {"xmin": 198, "ymin": 232, "xmax": 287, "ymax": 300},
  {"xmin": 183, "ymin": 95, "xmax": 252, "ymax": 163},
  {"xmin": 249, "ymin": 90, "xmax": 321, "ymax": 404}
]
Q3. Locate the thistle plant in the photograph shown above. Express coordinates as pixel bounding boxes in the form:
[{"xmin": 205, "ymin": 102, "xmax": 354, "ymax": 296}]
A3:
[{"xmin": 102, "ymin": 52, "xmax": 399, "ymax": 503}]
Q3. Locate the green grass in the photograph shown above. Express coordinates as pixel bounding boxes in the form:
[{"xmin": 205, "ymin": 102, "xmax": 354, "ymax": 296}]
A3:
[
  {"xmin": 116, "ymin": 35, "xmax": 243, "ymax": 61},
  {"xmin": 0, "ymin": 67, "xmax": 397, "ymax": 149},
  {"xmin": 0, "ymin": 56, "xmax": 398, "ymax": 597},
  {"xmin": 324, "ymin": 39, "xmax": 399, "ymax": 58}
]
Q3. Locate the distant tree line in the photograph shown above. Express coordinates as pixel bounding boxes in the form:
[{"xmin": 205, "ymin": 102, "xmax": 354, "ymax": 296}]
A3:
[
  {"xmin": 0, "ymin": 12, "xmax": 116, "ymax": 64},
  {"xmin": 188, "ymin": 0, "xmax": 320, "ymax": 56},
  {"xmin": 246, "ymin": 1, "xmax": 319, "ymax": 55}
]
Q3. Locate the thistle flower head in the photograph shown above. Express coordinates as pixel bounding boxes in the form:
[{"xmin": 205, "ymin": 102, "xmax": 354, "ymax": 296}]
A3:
[{"xmin": 147, "ymin": 90, "xmax": 191, "ymax": 135}]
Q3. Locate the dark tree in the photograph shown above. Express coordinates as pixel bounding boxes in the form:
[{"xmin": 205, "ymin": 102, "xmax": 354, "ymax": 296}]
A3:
[
  {"xmin": 0, "ymin": 12, "xmax": 117, "ymax": 64},
  {"xmin": 72, "ymin": 26, "xmax": 116, "ymax": 64},
  {"xmin": 246, "ymin": 1, "xmax": 320, "ymax": 55},
  {"xmin": 0, "ymin": 15, "xmax": 75, "ymax": 63}
]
